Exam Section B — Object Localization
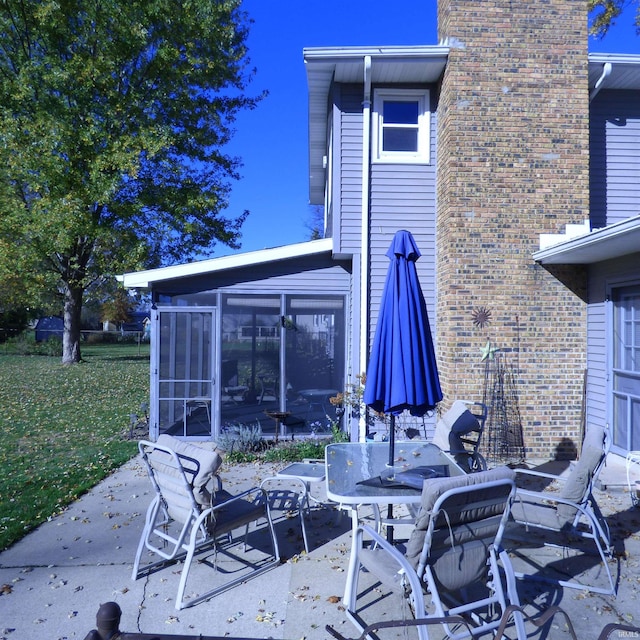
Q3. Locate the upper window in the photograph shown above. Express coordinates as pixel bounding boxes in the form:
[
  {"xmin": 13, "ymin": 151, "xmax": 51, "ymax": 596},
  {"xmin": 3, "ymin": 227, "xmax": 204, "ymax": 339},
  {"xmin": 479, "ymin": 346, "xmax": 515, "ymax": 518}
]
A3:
[{"xmin": 372, "ymin": 89, "xmax": 430, "ymax": 164}]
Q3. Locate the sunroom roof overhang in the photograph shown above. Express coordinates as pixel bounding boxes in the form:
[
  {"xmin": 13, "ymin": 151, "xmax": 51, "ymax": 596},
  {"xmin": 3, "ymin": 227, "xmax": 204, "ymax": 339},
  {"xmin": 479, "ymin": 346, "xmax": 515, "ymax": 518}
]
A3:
[
  {"xmin": 119, "ymin": 238, "xmax": 334, "ymax": 288},
  {"xmin": 533, "ymin": 215, "xmax": 640, "ymax": 265}
]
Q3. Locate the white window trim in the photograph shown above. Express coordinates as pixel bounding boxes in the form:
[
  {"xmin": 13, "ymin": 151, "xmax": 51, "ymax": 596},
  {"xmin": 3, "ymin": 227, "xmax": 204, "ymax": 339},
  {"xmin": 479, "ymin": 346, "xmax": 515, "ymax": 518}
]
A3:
[{"xmin": 372, "ymin": 88, "xmax": 431, "ymax": 164}]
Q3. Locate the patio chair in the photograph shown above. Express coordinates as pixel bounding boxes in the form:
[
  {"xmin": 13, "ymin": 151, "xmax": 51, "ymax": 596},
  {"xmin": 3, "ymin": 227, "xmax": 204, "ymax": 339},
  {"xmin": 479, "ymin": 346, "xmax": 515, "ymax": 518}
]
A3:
[
  {"xmin": 432, "ymin": 400, "xmax": 488, "ymax": 472},
  {"xmin": 132, "ymin": 435, "xmax": 280, "ymax": 609},
  {"xmin": 345, "ymin": 467, "xmax": 525, "ymax": 640},
  {"xmin": 328, "ymin": 604, "xmax": 577, "ymax": 640},
  {"xmin": 507, "ymin": 423, "xmax": 615, "ymax": 595}
]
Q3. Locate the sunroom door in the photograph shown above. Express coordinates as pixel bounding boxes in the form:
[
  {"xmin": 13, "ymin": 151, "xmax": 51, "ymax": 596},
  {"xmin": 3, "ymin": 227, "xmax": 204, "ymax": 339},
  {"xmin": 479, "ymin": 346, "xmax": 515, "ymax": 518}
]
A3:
[{"xmin": 151, "ymin": 308, "xmax": 216, "ymax": 439}]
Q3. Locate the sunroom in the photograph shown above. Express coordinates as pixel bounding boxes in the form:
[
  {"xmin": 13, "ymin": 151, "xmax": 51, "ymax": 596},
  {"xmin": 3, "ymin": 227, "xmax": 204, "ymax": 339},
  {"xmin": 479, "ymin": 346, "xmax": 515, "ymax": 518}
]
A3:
[{"xmin": 121, "ymin": 239, "xmax": 353, "ymax": 441}]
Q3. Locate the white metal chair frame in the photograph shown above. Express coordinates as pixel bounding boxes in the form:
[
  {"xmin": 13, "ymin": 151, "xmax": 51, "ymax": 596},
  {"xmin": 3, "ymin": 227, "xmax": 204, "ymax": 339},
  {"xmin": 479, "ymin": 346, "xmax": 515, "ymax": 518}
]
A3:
[
  {"xmin": 345, "ymin": 469, "xmax": 525, "ymax": 640},
  {"xmin": 132, "ymin": 439, "xmax": 281, "ymax": 609},
  {"xmin": 259, "ymin": 476, "xmax": 312, "ymax": 553}
]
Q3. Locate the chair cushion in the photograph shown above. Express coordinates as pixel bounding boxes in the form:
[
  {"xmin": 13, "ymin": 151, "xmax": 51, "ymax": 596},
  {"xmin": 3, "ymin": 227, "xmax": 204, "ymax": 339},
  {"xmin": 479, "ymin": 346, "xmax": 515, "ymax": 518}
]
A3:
[
  {"xmin": 207, "ymin": 489, "xmax": 266, "ymax": 536},
  {"xmin": 405, "ymin": 466, "xmax": 515, "ymax": 568},
  {"xmin": 433, "ymin": 401, "xmax": 480, "ymax": 450},
  {"xmin": 510, "ymin": 493, "xmax": 566, "ymax": 530},
  {"xmin": 156, "ymin": 435, "xmax": 222, "ymax": 507},
  {"xmin": 432, "ymin": 419, "xmax": 451, "ymax": 450},
  {"xmin": 556, "ymin": 424, "xmax": 605, "ymax": 521},
  {"xmin": 443, "ymin": 401, "xmax": 481, "ymax": 435}
]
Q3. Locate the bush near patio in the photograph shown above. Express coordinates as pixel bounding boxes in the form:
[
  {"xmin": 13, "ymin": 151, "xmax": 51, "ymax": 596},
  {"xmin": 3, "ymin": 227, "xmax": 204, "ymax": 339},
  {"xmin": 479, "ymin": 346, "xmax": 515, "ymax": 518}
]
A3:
[{"xmin": 0, "ymin": 344, "xmax": 149, "ymax": 551}]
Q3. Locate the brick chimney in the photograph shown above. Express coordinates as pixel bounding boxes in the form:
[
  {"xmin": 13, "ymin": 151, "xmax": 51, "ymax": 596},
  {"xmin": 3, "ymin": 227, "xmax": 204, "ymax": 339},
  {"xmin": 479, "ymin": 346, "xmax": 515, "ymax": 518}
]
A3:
[{"xmin": 435, "ymin": 0, "xmax": 590, "ymax": 458}]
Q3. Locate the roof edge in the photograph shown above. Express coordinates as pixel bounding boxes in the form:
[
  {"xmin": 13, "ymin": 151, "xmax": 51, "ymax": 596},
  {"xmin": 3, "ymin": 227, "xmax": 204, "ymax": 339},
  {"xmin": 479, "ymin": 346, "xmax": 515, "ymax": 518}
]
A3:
[
  {"xmin": 533, "ymin": 215, "xmax": 640, "ymax": 264},
  {"xmin": 119, "ymin": 237, "xmax": 334, "ymax": 288},
  {"xmin": 303, "ymin": 44, "xmax": 450, "ymax": 61}
]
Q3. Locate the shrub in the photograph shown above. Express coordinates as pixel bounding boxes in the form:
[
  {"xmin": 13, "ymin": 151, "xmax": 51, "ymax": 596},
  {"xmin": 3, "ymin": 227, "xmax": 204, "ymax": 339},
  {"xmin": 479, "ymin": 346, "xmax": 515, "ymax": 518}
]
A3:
[
  {"xmin": 262, "ymin": 437, "xmax": 330, "ymax": 462},
  {"xmin": 4, "ymin": 331, "xmax": 62, "ymax": 356},
  {"xmin": 218, "ymin": 422, "xmax": 267, "ymax": 456}
]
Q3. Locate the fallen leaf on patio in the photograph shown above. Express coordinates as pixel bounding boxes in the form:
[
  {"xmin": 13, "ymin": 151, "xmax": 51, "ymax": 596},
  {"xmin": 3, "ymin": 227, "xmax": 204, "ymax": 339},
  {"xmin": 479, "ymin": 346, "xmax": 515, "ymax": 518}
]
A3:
[
  {"xmin": 0, "ymin": 584, "xmax": 12, "ymax": 595},
  {"xmin": 327, "ymin": 595, "xmax": 341, "ymax": 603},
  {"xmin": 226, "ymin": 612, "xmax": 244, "ymax": 623},
  {"xmin": 165, "ymin": 616, "xmax": 179, "ymax": 624}
]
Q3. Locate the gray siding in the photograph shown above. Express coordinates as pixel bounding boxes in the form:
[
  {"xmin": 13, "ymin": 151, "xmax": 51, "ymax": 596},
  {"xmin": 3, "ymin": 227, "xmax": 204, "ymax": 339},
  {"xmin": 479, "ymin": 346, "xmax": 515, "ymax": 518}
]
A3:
[
  {"xmin": 336, "ymin": 84, "xmax": 365, "ymax": 255},
  {"xmin": 590, "ymin": 90, "xmax": 640, "ymax": 228},
  {"xmin": 330, "ymin": 82, "xmax": 439, "ymax": 350},
  {"xmin": 367, "ymin": 88, "xmax": 439, "ymax": 353},
  {"xmin": 587, "ymin": 253, "xmax": 640, "ymax": 437},
  {"xmin": 368, "ymin": 164, "xmax": 438, "ymax": 350},
  {"xmin": 152, "ymin": 256, "xmax": 352, "ymax": 296}
]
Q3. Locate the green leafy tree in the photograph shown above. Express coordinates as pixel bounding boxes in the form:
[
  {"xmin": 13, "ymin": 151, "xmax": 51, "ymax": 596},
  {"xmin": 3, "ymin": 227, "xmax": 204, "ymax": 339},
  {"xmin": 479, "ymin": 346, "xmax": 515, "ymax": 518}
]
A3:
[
  {"xmin": 589, "ymin": 0, "xmax": 640, "ymax": 37},
  {"xmin": 0, "ymin": 0, "xmax": 261, "ymax": 363},
  {"xmin": 101, "ymin": 288, "xmax": 135, "ymax": 330}
]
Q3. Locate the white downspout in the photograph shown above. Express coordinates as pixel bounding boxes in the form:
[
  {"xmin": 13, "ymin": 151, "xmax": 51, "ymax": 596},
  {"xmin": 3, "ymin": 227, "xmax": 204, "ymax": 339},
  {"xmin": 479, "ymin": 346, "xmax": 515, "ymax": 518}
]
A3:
[{"xmin": 359, "ymin": 55, "xmax": 372, "ymax": 441}]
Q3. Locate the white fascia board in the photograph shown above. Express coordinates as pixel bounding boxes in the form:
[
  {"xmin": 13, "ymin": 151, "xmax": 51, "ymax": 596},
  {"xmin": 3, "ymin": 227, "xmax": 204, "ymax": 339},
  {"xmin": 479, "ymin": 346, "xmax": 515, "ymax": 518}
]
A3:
[
  {"xmin": 303, "ymin": 44, "xmax": 450, "ymax": 61},
  {"xmin": 533, "ymin": 215, "xmax": 640, "ymax": 264},
  {"xmin": 119, "ymin": 237, "xmax": 334, "ymax": 288},
  {"xmin": 589, "ymin": 52, "xmax": 640, "ymax": 64}
]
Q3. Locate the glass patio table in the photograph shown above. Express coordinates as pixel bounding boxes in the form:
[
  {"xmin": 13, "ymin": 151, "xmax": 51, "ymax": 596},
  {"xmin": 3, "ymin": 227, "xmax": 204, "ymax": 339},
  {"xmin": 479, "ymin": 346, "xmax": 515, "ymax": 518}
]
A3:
[
  {"xmin": 324, "ymin": 441, "xmax": 464, "ymax": 602},
  {"xmin": 325, "ymin": 441, "xmax": 463, "ymax": 505}
]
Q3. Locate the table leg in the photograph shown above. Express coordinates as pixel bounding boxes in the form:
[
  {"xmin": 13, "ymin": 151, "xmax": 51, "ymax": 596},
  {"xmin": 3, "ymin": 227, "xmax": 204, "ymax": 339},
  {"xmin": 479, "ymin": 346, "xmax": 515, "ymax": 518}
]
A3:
[{"xmin": 343, "ymin": 506, "xmax": 360, "ymax": 605}]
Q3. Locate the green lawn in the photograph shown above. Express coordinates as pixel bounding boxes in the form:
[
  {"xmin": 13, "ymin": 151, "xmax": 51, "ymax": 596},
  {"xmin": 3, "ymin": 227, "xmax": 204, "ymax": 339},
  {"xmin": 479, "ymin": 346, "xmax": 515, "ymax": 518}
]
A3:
[{"xmin": 0, "ymin": 344, "xmax": 150, "ymax": 551}]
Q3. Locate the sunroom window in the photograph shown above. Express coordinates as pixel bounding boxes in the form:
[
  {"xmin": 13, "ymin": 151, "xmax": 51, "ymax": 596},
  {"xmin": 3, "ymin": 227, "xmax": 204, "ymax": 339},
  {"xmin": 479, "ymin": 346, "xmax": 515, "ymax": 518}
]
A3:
[{"xmin": 373, "ymin": 89, "xmax": 430, "ymax": 163}]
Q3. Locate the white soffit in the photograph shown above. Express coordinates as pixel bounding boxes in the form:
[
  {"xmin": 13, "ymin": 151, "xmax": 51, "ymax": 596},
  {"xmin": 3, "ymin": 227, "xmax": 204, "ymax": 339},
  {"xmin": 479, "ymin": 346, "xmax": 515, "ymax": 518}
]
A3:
[
  {"xmin": 589, "ymin": 53, "xmax": 640, "ymax": 91},
  {"xmin": 533, "ymin": 215, "xmax": 640, "ymax": 265},
  {"xmin": 119, "ymin": 237, "xmax": 334, "ymax": 288}
]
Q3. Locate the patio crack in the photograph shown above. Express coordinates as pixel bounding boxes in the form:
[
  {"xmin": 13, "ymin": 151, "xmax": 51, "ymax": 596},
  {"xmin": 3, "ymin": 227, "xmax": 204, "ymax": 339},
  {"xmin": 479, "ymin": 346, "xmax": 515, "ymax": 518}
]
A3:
[{"xmin": 137, "ymin": 574, "xmax": 151, "ymax": 632}]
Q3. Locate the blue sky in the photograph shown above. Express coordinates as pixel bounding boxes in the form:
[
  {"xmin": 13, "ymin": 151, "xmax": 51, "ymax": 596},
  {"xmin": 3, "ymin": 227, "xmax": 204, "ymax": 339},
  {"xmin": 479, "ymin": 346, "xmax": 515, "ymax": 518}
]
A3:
[{"xmin": 216, "ymin": 0, "xmax": 640, "ymax": 258}]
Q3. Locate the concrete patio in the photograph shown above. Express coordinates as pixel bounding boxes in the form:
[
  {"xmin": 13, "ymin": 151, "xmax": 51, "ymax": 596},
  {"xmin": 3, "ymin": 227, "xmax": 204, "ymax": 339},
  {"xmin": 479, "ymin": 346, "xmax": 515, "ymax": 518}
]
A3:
[{"xmin": 1, "ymin": 451, "xmax": 639, "ymax": 640}]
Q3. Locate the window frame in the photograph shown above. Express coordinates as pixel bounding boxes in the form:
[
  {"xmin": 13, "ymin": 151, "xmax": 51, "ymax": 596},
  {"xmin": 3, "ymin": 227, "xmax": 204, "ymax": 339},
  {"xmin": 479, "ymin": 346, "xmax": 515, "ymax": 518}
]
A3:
[{"xmin": 372, "ymin": 88, "xmax": 431, "ymax": 164}]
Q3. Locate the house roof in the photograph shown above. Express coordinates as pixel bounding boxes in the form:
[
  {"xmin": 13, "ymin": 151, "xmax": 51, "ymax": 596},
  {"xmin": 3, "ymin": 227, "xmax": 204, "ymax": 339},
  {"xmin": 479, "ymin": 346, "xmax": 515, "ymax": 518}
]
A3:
[
  {"xmin": 119, "ymin": 237, "xmax": 334, "ymax": 288},
  {"xmin": 304, "ymin": 45, "xmax": 450, "ymax": 205},
  {"xmin": 533, "ymin": 214, "xmax": 640, "ymax": 265}
]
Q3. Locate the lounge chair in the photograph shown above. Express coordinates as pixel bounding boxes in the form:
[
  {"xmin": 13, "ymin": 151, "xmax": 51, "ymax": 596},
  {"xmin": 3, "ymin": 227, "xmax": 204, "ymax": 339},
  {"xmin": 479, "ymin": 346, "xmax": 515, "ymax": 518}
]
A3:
[
  {"xmin": 132, "ymin": 435, "xmax": 280, "ymax": 609},
  {"xmin": 344, "ymin": 467, "xmax": 524, "ymax": 640},
  {"xmin": 507, "ymin": 423, "xmax": 615, "ymax": 595}
]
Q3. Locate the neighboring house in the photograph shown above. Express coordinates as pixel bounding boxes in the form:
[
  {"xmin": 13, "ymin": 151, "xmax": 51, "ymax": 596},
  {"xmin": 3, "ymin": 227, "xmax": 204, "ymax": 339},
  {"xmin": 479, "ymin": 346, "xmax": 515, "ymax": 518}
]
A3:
[
  {"xmin": 35, "ymin": 316, "xmax": 63, "ymax": 342},
  {"xmin": 121, "ymin": 0, "xmax": 640, "ymax": 461}
]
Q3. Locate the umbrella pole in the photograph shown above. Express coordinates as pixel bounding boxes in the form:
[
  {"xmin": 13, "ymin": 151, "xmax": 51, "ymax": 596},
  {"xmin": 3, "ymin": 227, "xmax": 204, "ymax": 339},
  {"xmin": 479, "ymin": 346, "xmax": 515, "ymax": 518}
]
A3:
[
  {"xmin": 387, "ymin": 415, "xmax": 395, "ymax": 543},
  {"xmin": 388, "ymin": 415, "xmax": 395, "ymax": 467}
]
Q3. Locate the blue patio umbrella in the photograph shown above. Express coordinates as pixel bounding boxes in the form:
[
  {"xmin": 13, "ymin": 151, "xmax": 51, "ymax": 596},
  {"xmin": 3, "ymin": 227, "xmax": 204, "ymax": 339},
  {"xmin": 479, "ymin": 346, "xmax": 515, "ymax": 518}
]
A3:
[{"xmin": 363, "ymin": 229, "xmax": 443, "ymax": 468}]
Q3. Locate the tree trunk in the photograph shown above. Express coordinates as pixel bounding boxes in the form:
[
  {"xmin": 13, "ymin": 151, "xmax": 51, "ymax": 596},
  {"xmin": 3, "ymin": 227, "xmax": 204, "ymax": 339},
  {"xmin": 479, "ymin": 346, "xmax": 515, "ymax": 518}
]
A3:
[{"xmin": 62, "ymin": 283, "xmax": 83, "ymax": 364}]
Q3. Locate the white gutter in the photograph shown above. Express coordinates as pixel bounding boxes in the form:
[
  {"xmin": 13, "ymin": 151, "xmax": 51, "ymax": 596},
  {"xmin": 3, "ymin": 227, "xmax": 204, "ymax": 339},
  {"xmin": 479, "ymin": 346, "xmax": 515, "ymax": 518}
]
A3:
[
  {"xmin": 359, "ymin": 56, "xmax": 372, "ymax": 441},
  {"xmin": 590, "ymin": 62, "xmax": 612, "ymax": 101}
]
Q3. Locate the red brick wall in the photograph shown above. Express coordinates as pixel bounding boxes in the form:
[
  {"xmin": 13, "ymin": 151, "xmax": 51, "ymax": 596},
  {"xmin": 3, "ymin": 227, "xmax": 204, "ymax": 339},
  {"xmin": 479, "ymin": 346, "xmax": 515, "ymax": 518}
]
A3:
[{"xmin": 435, "ymin": 0, "xmax": 589, "ymax": 459}]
